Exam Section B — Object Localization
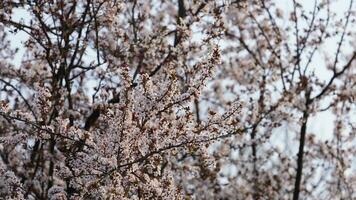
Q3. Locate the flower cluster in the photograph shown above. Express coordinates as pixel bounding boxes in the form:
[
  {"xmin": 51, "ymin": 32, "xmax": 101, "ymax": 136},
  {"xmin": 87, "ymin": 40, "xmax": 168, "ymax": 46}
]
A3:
[{"xmin": 1, "ymin": 0, "xmax": 355, "ymax": 199}]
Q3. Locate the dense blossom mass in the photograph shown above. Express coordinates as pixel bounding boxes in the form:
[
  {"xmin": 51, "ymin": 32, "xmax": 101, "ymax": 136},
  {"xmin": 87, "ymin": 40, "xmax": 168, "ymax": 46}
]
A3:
[{"xmin": 0, "ymin": 0, "xmax": 355, "ymax": 199}]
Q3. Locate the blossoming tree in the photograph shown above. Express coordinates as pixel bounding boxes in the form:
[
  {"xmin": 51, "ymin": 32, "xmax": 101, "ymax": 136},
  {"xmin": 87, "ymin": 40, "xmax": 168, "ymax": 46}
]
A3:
[
  {"xmin": 0, "ymin": 0, "xmax": 243, "ymax": 199},
  {"xmin": 0, "ymin": 0, "xmax": 355, "ymax": 199}
]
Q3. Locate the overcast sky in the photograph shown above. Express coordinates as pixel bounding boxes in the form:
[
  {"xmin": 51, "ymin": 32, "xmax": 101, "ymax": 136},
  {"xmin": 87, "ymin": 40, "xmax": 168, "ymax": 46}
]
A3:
[{"xmin": 5, "ymin": 0, "xmax": 355, "ymax": 143}]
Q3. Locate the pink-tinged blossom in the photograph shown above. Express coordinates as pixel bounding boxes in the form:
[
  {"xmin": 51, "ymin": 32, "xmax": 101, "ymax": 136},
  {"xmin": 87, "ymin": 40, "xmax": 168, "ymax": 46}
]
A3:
[{"xmin": 1, "ymin": 0, "xmax": 356, "ymax": 199}]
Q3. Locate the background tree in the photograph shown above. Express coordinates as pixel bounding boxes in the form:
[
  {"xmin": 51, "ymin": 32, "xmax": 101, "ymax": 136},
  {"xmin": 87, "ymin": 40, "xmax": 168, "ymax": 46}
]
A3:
[
  {"xmin": 186, "ymin": 0, "xmax": 356, "ymax": 199},
  {"xmin": 0, "ymin": 0, "xmax": 355, "ymax": 200}
]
